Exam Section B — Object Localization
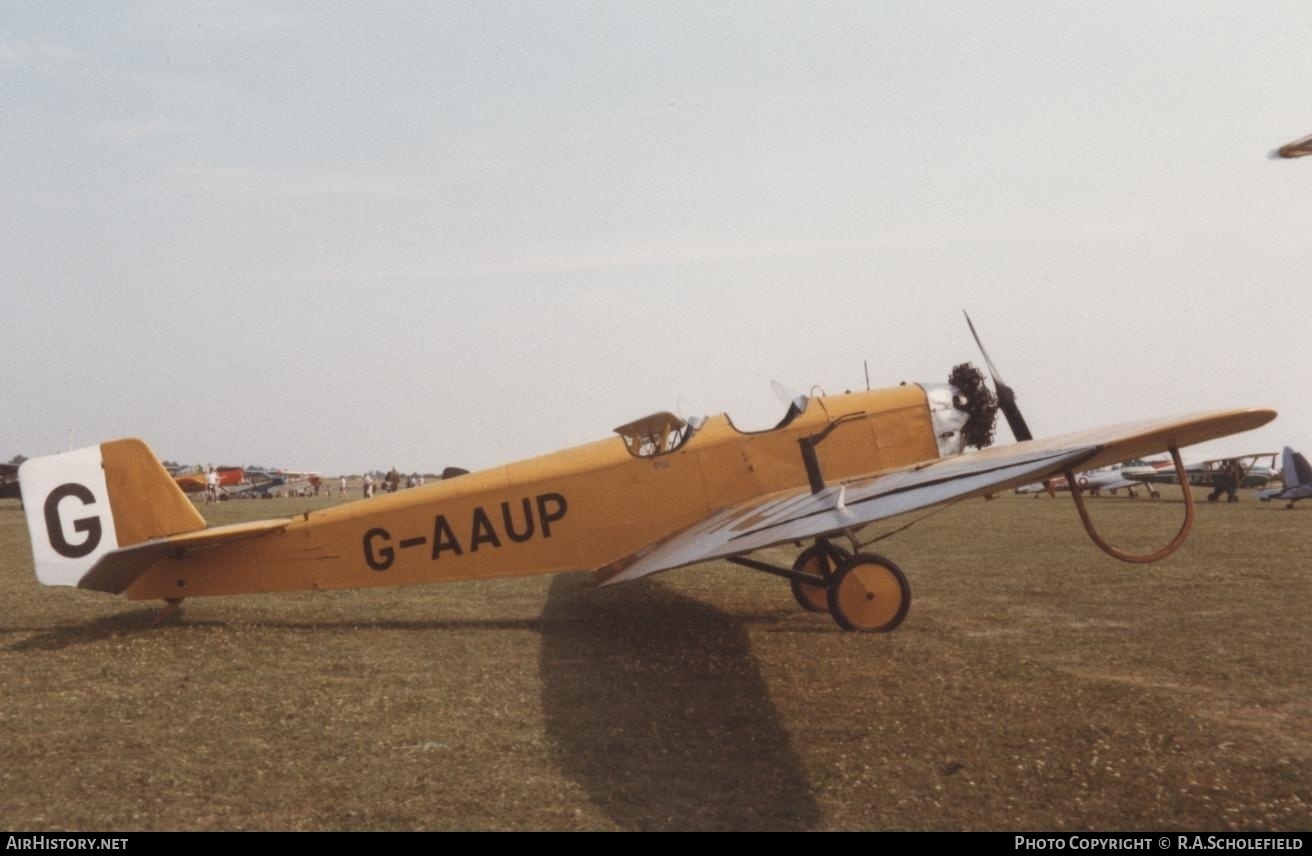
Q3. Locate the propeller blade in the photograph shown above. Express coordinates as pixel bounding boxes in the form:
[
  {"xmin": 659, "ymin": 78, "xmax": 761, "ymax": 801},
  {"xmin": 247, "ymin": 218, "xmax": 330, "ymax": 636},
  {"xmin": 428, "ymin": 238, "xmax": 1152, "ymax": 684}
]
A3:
[
  {"xmin": 963, "ymin": 311, "xmax": 1033, "ymax": 442},
  {"xmin": 963, "ymin": 311, "xmax": 1001, "ymax": 382}
]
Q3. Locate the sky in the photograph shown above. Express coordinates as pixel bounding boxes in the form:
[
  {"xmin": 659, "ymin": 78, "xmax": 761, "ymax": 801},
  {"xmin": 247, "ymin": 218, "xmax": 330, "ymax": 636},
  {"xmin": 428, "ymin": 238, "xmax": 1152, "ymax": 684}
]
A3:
[{"xmin": 4, "ymin": 1, "xmax": 1311, "ymax": 476}]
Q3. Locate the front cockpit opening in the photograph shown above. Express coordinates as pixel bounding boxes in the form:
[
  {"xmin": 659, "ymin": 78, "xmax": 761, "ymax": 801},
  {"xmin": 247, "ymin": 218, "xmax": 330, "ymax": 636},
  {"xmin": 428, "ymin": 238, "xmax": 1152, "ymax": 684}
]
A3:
[{"xmin": 722, "ymin": 382, "xmax": 814, "ymax": 435}]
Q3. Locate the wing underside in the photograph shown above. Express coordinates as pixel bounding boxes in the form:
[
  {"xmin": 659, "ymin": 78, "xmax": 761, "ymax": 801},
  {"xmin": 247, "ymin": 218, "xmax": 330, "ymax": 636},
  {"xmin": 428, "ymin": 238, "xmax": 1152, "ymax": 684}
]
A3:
[{"xmin": 598, "ymin": 408, "xmax": 1274, "ymax": 585}]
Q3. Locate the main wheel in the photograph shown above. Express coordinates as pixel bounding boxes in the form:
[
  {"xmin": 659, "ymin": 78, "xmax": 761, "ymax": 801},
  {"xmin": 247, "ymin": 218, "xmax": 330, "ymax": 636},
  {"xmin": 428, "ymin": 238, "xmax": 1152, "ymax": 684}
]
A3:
[
  {"xmin": 827, "ymin": 554, "xmax": 911, "ymax": 633},
  {"xmin": 790, "ymin": 543, "xmax": 849, "ymax": 613}
]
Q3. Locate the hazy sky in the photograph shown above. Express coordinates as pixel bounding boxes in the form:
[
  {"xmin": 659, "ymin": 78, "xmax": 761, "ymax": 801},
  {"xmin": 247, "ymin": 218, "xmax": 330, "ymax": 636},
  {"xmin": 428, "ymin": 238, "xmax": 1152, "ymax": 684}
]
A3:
[{"xmin": 5, "ymin": 1, "xmax": 1310, "ymax": 475}]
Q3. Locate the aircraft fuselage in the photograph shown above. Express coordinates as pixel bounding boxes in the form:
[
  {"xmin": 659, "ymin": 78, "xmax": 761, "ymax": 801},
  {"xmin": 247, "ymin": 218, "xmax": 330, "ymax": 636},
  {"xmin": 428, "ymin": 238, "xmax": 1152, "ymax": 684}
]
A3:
[{"xmin": 124, "ymin": 385, "xmax": 946, "ymax": 600}]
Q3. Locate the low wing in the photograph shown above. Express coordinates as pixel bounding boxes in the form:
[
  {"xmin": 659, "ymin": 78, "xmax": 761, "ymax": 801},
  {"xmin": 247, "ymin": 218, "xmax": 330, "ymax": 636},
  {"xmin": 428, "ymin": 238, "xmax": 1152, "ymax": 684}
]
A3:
[
  {"xmin": 599, "ymin": 446, "xmax": 1089, "ymax": 585},
  {"xmin": 598, "ymin": 408, "xmax": 1273, "ymax": 585}
]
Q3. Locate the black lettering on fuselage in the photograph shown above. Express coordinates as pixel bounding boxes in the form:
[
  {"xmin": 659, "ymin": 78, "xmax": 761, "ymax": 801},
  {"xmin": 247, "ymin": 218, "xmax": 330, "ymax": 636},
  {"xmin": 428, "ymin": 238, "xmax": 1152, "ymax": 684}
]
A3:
[
  {"xmin": 376, "ymin": 492, "xmax": 569, "ymax": 566},
  {"xmin": 431, "ymin": 515, "xmax": 464, "ymax": 559},
  {"xmin": 363, "ymin": 528, "xmax": 394, "ymax": 571},
  {"xmin": 469, "ymin": 507, "xmax": 501, "ymax": 552},
  {"xmin": 537, "ymin": 493, "xmax": 567, "ymax": 538},
  {"xmin": 44, "ymin": 483, "xmax": 102, "ymax": 559},
  {"xmin": 501, "ymin": 498, "xmax": 535, "ymax": 542}
]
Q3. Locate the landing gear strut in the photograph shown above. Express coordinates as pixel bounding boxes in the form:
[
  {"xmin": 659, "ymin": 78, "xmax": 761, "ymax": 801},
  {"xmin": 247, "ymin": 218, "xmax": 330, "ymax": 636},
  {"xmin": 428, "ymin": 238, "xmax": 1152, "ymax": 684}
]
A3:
[
  {"xmin": 729, "ymin": 539, "xmax": 912, "ymax": 632},
  {"xmin": 789, "ymin": 541, "xmax": 850, "ymax": 613},
  {"xmin": 755, "ymin": 420, "xmax": 911, "ymax": 631}
]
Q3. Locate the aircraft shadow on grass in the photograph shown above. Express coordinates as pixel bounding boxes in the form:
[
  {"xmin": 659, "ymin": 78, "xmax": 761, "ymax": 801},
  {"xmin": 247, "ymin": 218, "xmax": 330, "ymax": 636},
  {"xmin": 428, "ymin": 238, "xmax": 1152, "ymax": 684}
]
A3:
[
  {"xmin": 9, "ymin": 580, "xmax": 822, "ymax": 829},
  {"xmin": 539, "ymin": 573, "xmax": 821, "ymax": 831}
]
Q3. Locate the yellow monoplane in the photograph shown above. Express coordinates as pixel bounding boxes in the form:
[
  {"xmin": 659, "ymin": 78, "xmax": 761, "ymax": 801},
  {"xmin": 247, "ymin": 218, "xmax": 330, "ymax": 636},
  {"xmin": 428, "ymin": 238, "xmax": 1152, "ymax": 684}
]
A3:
[{"xmin": 17, "ymin": 317, "xmax": 1275, "ymax": 632}]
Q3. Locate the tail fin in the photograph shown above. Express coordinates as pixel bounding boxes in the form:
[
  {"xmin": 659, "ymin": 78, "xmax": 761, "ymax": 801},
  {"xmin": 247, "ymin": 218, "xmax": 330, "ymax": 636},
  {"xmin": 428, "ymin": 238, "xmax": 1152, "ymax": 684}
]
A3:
[
  {"xmin": 19, "ymin": 439, "xmax": 205, "ymax": 588},
  {"xmin": 1286, "ymin": 446, "xmax": 1312, "ymax": 489}
]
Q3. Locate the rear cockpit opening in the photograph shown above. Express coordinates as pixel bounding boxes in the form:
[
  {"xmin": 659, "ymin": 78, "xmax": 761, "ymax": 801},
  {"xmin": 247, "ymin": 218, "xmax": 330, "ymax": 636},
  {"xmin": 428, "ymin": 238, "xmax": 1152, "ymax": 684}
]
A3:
[{"xmin": 613, "ymin": 412, "xmax": 694, "ymax": 458}]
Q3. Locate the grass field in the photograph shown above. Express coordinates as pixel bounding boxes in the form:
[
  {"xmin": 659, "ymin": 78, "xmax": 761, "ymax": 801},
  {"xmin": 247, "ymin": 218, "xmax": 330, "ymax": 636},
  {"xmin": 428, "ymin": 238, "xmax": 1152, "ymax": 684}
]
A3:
[{"xmin": 0, "ymin": 490, "xmax": 1308, "ymax": 831}]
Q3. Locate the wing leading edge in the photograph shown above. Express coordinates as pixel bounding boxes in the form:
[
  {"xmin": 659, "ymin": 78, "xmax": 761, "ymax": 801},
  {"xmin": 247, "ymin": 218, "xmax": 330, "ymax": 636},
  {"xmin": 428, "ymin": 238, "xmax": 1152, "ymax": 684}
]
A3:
[{"xmin": 598, "ymin": 408, "xmax": 1275, "ymax": 585}]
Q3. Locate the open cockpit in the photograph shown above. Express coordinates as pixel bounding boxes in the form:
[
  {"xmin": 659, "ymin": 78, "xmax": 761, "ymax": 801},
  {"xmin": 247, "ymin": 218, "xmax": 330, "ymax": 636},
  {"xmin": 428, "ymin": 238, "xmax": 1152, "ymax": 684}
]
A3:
[
  {"xmin": 613, "ymin": 412, "xmax": 695, "ymax": 458},
  {"xmin": 613, "ymin": 387, "xmax": 816, "ymax": 457}
]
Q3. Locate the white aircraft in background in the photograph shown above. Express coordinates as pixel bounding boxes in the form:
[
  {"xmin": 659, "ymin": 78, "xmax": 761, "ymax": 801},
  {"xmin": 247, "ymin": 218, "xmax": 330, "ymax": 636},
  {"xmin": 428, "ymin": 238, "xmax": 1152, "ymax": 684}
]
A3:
[{"xmin": 1014, "ymin": 459, "xmax": 1168, "ymax": 498}]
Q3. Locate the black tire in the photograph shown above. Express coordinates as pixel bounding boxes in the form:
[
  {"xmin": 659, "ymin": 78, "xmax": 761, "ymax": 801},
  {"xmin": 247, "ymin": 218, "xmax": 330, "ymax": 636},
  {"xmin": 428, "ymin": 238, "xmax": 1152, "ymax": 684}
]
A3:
[
  {"xmin": 789, "ymin": 542, "xmax": 849, "ymax": 613},
  {"xmin": 827, "ymin": 554, "xmax": 911, "ymax": 633}
]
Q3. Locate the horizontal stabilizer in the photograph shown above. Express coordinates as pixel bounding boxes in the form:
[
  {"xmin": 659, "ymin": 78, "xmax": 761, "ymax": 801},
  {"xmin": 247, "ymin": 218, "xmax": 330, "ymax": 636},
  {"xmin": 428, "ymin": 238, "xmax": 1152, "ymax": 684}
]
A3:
[
  {"xmin": 77, "ymin": 519, "xmax": 292, "ymax": 593},
  {"xmin": 19, "ymin": 438, "xmax": 291, "ymax": 594}
]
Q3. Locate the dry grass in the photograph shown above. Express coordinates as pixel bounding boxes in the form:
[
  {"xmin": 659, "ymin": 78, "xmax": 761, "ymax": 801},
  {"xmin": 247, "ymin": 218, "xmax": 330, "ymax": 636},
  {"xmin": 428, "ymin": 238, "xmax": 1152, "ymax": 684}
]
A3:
[{"xmin": 0, "ymin": 489, "xmax": 1308, "ymax": 830}]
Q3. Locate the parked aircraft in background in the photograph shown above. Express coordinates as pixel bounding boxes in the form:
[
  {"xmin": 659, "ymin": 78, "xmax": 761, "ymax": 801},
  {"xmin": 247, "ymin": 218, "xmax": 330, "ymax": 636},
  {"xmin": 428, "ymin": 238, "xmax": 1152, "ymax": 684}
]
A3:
[
  {"xmin": 172, "ymin": 465, "xmax": 245, "ymax": 495},
  {"xmin": 1014, "ymin": 459, "xmax": 1168, "ymax": 498},
  {"xmin": 0, "ymin": 463, "xmax": 20, "ymax": 501},
  {"xmin": 171, "ymin": 465, "xmax": 322, "ymax": 499},
  {"xmin": 241, "ymin": 469, "xmax": 322, "ymax": 498},
  {"xmin": 1259, "ymin": 447, "xmax": 1312, "ymax": 509},
  {"xmin": 1273, "ymin": 132, "xmax": 1312, "ymax": 158},
  {"xmin": 1127, "ymin": 453, "xmax": 1277, "ymax": 502}
]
